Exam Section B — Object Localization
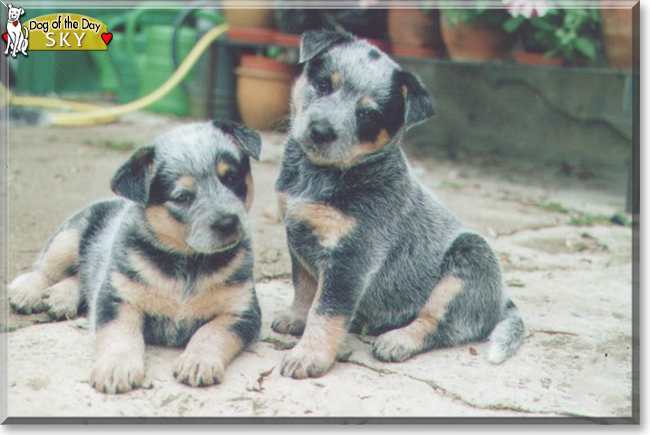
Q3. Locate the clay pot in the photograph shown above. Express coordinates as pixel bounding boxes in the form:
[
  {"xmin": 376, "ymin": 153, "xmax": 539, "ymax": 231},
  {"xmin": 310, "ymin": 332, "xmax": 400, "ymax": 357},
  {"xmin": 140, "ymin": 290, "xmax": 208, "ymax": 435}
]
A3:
[
  {"xmin": 236, "ymin": 55, "xmax": 294, "ymax": 131},
  {"xmin": 600, "ymin": 8, "xmax": 634, "ymax": 70},
  {"xmin": 440, "ymin": 15, "xmax": 513, "ymax": 61},
  {"xmin": 228, "ymin": 26, "xmax": 276, "ymax": 44},
  {"xmin": 515, "ymin": 51, "xmax": 564, "ymax": 67},
  {"xmin": 222, "ymin": 2, "xmax": 274, "ymax": 29},
  {"xmin": 387, "ymin": 8, "xmax": 445, "ymax": 56}
]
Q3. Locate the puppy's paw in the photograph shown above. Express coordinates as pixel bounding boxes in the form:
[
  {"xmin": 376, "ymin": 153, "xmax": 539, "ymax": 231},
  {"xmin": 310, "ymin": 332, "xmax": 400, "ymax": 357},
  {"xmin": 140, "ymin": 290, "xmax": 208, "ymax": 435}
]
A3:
[
  {"xmin": 271, "ymin": 310, "xmax": 306, "ymax": 336},
  {"xmin": 43, "ymin": 279, "xmax": 80, "ymax": 320},
  {"xmin": 173, "ymin": 350, "xmax": 225, "ymax": 387},
  {"xmin": 91, "ymin": 353, "xmax": 144, "ymax": 394},
  {"xmin": 280, "ymin": 344, "xmax": 335, "ymax": 379},
  {"xmin": 372, "ymin": 329, "xmax": 420, "ymax": 363},
  {"xmin": 8, "ymin": 271, "xmax": 50, "ymax": 314}
]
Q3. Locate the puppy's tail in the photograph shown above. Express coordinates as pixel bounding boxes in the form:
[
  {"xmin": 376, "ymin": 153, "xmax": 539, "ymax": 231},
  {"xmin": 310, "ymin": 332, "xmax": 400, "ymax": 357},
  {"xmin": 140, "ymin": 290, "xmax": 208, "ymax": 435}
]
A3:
[
  {"xmin": 487, "ymin": 299, "xmax": 524, "ymax": 364},
  {"xmin": 22, "ymin": 27, "xmax": 28, "ymax": 38}
]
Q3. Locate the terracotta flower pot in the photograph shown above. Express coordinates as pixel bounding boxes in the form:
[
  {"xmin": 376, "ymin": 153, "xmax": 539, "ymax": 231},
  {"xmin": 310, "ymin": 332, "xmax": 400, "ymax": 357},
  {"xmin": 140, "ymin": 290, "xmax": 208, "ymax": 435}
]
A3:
[
  {"xmin": 515, "ymin": 51, "xmax": 564, "ymax": 67},
  {"xmin": 600, "ymin": 8, "xmax": 634, "ymax": 70},
  {"xmin": 222, "ymin": 1, "xmax": 274, "ymax": 29},
  {"xmin": 236, "ymin": 55, "xmax": 294, "ymax": 131},
  {"xmin": 440, "ymin": 15, "xmax": 513, "ymax": 61},
  {"xmin": 387, "ymin": 7, "xmax": 445, "ymax": 56}
]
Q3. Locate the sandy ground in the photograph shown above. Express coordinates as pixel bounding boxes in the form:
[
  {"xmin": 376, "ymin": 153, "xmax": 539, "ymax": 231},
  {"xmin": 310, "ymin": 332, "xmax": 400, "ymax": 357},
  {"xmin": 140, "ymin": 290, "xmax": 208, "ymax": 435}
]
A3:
[{"xmin": 3, "ymin": 113, "xmax": 634, "ymax": 420}]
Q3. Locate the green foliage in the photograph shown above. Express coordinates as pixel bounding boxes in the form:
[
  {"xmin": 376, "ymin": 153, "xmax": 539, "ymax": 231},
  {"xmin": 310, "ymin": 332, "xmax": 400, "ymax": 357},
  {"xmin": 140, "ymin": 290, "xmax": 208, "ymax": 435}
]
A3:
[{"xmin": 504, "ymin": 9, "xmax": 603, "ymax": 63}]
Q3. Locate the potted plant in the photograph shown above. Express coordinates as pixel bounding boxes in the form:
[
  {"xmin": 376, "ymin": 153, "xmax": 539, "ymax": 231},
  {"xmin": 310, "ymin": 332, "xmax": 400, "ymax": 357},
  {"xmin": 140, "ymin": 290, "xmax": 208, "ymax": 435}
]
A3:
[
  {"xmin": 504, "ymin": 9, "xmax": 603, "ymax": 65},
  {"xmin": 503, "ymin": 6, "xmax": 565, "ymax": 65},
  {"xmin": 387, "ymin": 5, "xmax": 446, "ymax": 58},
  {"xmin": 440, "ymin": 7, "xmax": 514, "ymax": 61},
  {"xmin": 236, "ymin": 47, "xmax": 295, "ymax": 131}
]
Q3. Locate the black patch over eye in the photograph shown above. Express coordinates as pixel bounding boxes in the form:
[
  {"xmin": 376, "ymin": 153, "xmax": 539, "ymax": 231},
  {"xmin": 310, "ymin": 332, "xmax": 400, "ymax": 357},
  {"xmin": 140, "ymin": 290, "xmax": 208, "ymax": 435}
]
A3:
[
  {"xmin": 358, "ymin": 108, "xmax": 379, "ymax": 122},
  {"xmin": 314, "ymin": 77, "xmax": 333, "ymax": 95},
  {"xmin": 171, "ymin": 191, "xmax": 195, "ymax": 204},
  {"xmin": 357, "ymin": 107, "xmax": 383, "ymax": 143},
  {"xmin": 221, "ymin": 172, "xmax": 240, "ymax": 187}
]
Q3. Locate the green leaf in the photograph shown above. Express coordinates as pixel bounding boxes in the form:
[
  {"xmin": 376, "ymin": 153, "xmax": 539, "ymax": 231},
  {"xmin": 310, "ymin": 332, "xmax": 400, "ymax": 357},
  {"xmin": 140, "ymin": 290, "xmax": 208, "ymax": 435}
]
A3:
[
  {"xmin": 504, "ymin": 16, "xmax": 525, "ymax": 33},
  {"xmin": 575, "ymin": 36, "xmax": 596, "ymax": 60}
]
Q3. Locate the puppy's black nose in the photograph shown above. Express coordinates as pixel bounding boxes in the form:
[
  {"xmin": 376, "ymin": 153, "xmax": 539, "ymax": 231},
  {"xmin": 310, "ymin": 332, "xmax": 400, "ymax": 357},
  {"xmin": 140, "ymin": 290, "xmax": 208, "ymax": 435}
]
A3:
[
  {"xmin": 309, "ymin": 120, "xmax": 337, "ymax": 145},
  {"xmin": 211, "ymin": 214, "xmax": 239, "ymax": 236}
]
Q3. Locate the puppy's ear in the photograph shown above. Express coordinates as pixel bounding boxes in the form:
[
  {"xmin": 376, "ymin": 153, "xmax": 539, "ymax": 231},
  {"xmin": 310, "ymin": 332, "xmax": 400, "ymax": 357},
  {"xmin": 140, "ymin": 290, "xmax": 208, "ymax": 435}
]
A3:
[
  {"xmin": 7, "ymin": 4, "xmax": 12, "ymax": 9},
  {"xmin": 110, "ymin": 145, "xmax": 155, "ymax": 205},
  {"xmin": 398, "ymin": 71, "xmax": 435, "ymax": 129},
  {"xmin": 19, "ymin": 8, "xmax": 24, "ymax": 16},
  {"xmin": 212, "ymin": 120, "xmax": 262, "ymax": 161},
  {"xmin": 299, "ymin": 30, "xmax": 355, "ymax": 63}
]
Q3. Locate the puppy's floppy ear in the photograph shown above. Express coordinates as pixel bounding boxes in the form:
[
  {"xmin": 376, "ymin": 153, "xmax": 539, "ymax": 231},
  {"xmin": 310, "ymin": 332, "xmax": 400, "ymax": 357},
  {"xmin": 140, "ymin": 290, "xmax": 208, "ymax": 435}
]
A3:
[
  {"xmin": 7, "ymin": 4, "xmax": 12, "ymax": 9},
  {"xmin": 397, "ymin": 71, "xmax": 435, "ymax": 129},
  {"xmin": 110, "ymin": 145, "xmax": 155, "ymax": 205},
  {"xmin": 19, "ymin": 8, "xmax": 24, "ymax": 16},
  {"xmin": 212, "ymin": 120, "xmax": 262, "ymax": 161},
  {"xmin": 299, "ymin": 30, "xmax": 355, "ymax": 63}
]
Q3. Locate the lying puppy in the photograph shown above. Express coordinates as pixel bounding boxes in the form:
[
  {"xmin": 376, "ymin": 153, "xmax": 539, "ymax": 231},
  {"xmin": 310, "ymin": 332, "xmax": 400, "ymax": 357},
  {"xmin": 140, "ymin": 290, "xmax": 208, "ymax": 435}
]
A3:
[
  {"xmin": 273, "ymin": 30, "xmax": 524, "ymax": 379},
  {"xmin": 9, "ymin": 121, "xmax": 262, "ymax": 393}
]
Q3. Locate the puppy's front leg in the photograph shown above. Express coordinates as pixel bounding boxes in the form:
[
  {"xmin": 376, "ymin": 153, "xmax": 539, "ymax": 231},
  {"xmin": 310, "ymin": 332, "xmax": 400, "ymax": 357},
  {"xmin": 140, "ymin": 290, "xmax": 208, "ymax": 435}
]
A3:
[
  {"xmin": 91, "ymin": 303, "xmax": 145, "ymax": 394},
  {"xmin": 174, "ymin": 297, "xmax": 261, "ymax": 387},
  {"xmin": 280, "ymin": 266, "xmax": 361, "ymax": 379}
]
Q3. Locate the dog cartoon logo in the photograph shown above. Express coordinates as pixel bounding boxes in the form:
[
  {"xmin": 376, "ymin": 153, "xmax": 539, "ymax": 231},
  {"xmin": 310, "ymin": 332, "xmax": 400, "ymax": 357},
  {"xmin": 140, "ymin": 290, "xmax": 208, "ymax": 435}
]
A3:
[{"xmin": 2, "ymin": 2, "xmax": 28, "ymax": 57}]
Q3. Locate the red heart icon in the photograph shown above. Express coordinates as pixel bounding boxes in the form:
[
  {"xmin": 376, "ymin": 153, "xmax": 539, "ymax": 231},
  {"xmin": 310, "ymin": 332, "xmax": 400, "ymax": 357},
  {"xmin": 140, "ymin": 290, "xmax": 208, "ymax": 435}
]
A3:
[
  {"xmin": 12, "ymin": 21, "xmax": 17, "ymax": 26},
  {"xmin": 2, "ymin": 33, "xmax": 6, "ymax": 43},
  {"xmin": 101, "ymin": 32, "xmax": 112, "ymax": 45}
]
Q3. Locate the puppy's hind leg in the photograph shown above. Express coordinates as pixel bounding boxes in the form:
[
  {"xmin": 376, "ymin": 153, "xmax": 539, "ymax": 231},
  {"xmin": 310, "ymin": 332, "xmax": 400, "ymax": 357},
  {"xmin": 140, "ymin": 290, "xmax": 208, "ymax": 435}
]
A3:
[
  {"xmin": 9, "ymin": 215, "xmax": 85, "ymax": 315},
  {"xmin": 271, "ymin": 252, "xmax": 317, "ymax": 336},
  {"xmin": 373, "ymin": 232, "xmax": 507, "ymax": 362}
]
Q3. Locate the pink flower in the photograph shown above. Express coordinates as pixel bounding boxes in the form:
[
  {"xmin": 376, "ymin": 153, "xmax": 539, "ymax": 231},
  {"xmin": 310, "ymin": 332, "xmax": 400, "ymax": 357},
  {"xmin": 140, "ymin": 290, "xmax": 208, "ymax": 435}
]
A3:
[{"xmin": 503, "ymin": 0, "xmax": 554, "ymax": 18}]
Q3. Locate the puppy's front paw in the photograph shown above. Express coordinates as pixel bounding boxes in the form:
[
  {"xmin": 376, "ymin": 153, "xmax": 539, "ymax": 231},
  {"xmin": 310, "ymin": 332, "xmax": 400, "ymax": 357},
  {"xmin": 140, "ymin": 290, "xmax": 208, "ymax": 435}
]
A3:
[
  {"xmin": 91, "ymin": 353, "xmax": 144, "ymax": 394},
  {"xmin": 280, "ymin": 344, "xmax": 335, "ymax": 379},
  {"xmin": 8, "ymin": 271, "xmax": 50, "ymax": 315},
  {"xmin": 174, "ymin": 350, "xmax": 225, "ymax": 387},
  {"xmin": 271, "ymin": 310, "xmax": 306, "ymax": 336},
  {"xmin": 43, "ymin": 279, "xmax": 80, "ymax": 320},
  {"xmin": 372, "ymin": 329, "xmax": 420, "ymax": 363}
]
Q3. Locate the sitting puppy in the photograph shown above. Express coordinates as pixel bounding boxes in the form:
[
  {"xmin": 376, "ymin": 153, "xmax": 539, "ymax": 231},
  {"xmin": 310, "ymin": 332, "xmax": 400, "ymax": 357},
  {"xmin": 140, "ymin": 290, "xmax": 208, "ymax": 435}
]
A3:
[
  {"xmin": 273, "ymin": 30, "xmax": 524, "ymax": 379},
  {"xmin": 9, "ymin": 121, "xmax": 262, "ymax": 393}
]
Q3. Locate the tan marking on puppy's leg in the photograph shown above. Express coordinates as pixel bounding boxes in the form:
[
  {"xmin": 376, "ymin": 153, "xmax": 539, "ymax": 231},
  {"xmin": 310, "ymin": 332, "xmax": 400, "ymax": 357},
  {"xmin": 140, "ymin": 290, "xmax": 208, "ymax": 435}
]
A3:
[
  {"xmin": 91, "ymin": 304, "xmax": 145, "ymax": 394},
  {"xmin": 43, "ymin": 276, "xmax": 82, "ymax": 320},
  {"xmin": 245, "ymin": 172, "xmax": 254, "ymax": 211},
  {"xmin": 373, "ymin": 276, "xmax": 463, "ymax": 362},
  {"xmin": 8, "ymin": 270, "xmax": 51, "ymax": 314},
  {"xmin": 174, "ymin": 314, "xmax": 245, "ymax": 387},
  {"xmin": 280, "ymin": 310, "xmax": 348, "ymax": 379},
  {"xmin": 177, "ymin": 175, "xmax": 196, "ymax": 190},
  {"xmin": 145, "ymin": 205, "xmax": 193, "ymax": 253},
  {"xmin": 217, "ymin": 161, "xmax": 230, "ymax": 178},
  {"xmin": 39, "ymin": 228, "xmax": 81, "ymax": 282},
  {"xmin": 290, "ymin": 203, "xmax": 357, "ymax": 248},
  {"xmin": 272, "ymin": 259, "xmax": 317, "ymax": 335}
]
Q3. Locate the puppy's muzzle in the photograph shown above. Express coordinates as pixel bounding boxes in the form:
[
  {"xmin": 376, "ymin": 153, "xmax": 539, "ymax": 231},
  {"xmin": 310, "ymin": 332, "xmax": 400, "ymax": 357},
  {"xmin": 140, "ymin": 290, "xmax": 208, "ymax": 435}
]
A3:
[
  {"xmin": 211, "ymin": 212, "xmax": 240, "ymax": 237},
  {"xmin": 309, "ymin": 119, "xmax": 337, "ymax": 145}
]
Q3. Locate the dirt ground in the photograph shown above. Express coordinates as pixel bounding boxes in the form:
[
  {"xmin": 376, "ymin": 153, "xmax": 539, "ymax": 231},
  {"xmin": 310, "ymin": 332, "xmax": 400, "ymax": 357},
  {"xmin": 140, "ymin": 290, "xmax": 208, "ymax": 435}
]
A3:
[{"xmin": 2, "ymin": 113, "xmax": 634, "ymax": 420}]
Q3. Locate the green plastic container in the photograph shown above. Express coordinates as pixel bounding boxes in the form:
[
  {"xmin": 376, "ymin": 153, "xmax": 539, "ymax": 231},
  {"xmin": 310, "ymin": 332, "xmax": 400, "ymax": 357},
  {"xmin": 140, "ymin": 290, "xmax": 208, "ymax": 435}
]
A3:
[{"xmin": 138, "ymin": 25, "xmax": 198, "ymax": 116}]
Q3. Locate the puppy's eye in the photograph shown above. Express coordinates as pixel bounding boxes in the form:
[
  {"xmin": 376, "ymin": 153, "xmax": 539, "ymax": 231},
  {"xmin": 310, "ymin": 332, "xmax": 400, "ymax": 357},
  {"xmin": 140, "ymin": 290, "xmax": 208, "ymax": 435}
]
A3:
[
  {"xmin": 315, "ymin": 78, "xmax": 332, "ymax": 95},
  {"xmin": 171, "ymin": 192, "xmax": 195, "ymax": 204},
  {"xmin": 358, "ymin": 109, "xmax": 378, "ymax": 122},
  {"xmin": 222, "ymin": 172, "xmax": 240, "ymax": 187}
]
